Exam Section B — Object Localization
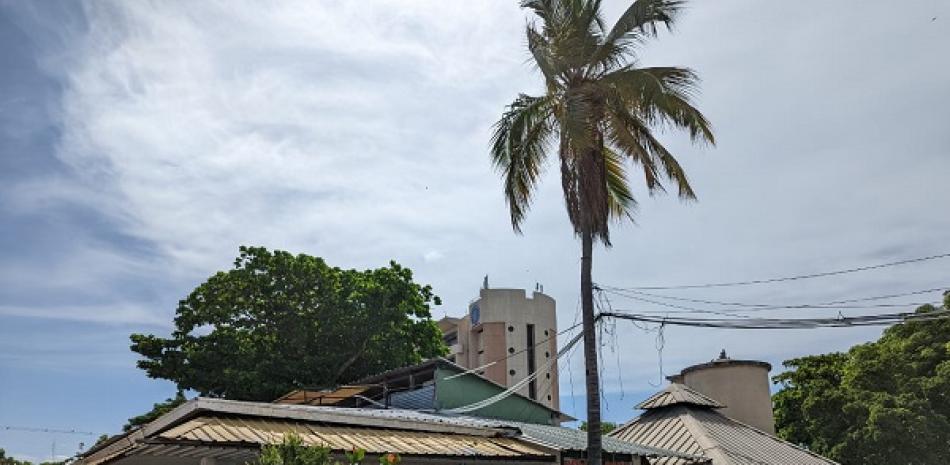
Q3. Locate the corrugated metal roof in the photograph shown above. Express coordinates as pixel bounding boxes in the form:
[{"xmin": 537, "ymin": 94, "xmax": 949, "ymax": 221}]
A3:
[
  {"xmin": 158, "ymin": 415, "xmax": 549, "ymax": 457},
  {"xmin": 609, "ymin": 407, "xmax": 705, "ymax": 465},
  {"xmin": 79, "ymin": 398, "xmax": 703, "ymax": 465},
  {"xmin": 610, "ymin": 405, "xmax": 839, "ymax": 465},
  {"xmin": 637, "ymin": 384, "xmax": 724, "ymax": 410},
  {"xmin": 511, "ymin": 421, "xmax": 701, "ymax": 461},
  {"xmin": 388, "ymin": 385, "xmax": 436, "ymax": 410}
]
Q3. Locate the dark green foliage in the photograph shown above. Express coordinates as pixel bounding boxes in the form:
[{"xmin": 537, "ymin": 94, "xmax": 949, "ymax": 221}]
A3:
[
  {"xmin": 773, "ymin": 292, "xmax": 950, "ymax": 465},
  {"xmin": 255, "ymin": 434, "xmax": 332, "ymax": 465},
  {"xmin": 251, "ymin": 434, "xmax": 401, "ymax": 465},
  {"xmin": 123, "ymin": 390, "xmax": 187, "ymax": 431},
  {"xmin": 579, "ymin": 421, "xmax": 617, "ymax": 433},
  {"xmin": 0, "ymin": 451, "xmax": 63, "ymax": 465},
  {"xmin": 130, "ymin": 246, "xmax": 447, "ymax": 401},
  {"xmin": 0, "ymin": 450, "xmax": 32, "ymax": 465}
]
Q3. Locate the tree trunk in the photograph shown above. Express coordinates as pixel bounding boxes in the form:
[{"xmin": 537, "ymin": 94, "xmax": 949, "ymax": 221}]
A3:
[{"xmin": 581, "ymin": 228, "xmax": 602, "ymax": 465}]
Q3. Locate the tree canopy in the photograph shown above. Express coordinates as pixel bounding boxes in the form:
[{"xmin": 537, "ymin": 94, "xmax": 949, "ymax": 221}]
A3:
[
  {"xmin": 123, "ymin": 391, "xmax": 187, "ymax": 431},
  {"xmin": 130, "ymin": 246, "xmax": 447, "ymax": 401},
  {"xmin": 0, "ymin": 450, "xmax": 62, "ymax": 465},
  {"xmin": 773, "ymin": 292, "xmax": 950, "ymax": 465},
  {"xmin": 579, "ymin": 421, "xmax": 617, "ymax": 434},
  {"xmin": 0, "ymin": 450, "xmax": 31, "ymax": 465}
]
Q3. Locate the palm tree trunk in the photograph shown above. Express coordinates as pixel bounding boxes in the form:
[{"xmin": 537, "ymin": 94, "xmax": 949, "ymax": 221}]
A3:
[{"xmin": 580, "ymin": 227, "xmax": 602, "ymax": 465}]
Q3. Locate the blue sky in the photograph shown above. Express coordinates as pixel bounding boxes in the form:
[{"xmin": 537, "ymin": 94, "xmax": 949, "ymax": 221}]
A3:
[{"xmin": 2, "ymin": 0, "xmax": 949, "ymax": 460}]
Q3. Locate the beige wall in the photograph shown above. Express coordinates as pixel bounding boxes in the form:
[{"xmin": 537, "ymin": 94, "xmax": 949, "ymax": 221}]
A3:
[
  {"xmin": 676, "ymin": 361, "xmax": 775, "ymax": 433},
  {"xmin": 442, "ymin": 288, "xmax": 560, "ymax": 411}
]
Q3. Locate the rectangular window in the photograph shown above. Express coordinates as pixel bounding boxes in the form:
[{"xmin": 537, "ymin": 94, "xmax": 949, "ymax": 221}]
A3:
[{"xmin": 526, "ymin": 324, "xmax": 537, "ymax": 399}]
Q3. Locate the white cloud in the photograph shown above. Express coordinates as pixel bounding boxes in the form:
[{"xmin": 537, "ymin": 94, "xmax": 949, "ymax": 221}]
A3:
[{"xmin": 5, "ymin": 0, "xmax": 950, "ymax": 406}]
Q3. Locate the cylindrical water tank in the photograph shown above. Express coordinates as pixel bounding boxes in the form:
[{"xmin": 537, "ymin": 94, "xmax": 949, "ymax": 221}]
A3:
[{"xmin": 667, "ymin": 351, "xmax": 775, "ymax": 433}]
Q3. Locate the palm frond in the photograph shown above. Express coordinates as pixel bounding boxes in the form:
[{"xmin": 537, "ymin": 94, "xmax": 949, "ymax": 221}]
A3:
[
  {"xmin": 603, "ymin": 146, "xmax": 637, "ymax": 222},
  {"xmin": 604, "ymin": 66, "xmax": 714, "ymax": 144},
  {"xmin": 526, "ymin": 25, "xmax": 560, "ymax": 88},
  {"xmin": 490, "ymin": 94, "xmax": 556, "ymax": 231},
  {"xmin": 592, "ymin": 0, "xmax": 684, "ymax": 70},
  {"xmin": 607, "ymin": 104, "xmax": 696, "ymax": 200}
]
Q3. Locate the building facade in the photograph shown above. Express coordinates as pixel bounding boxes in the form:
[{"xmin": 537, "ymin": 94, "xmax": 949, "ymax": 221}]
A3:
[{"xmin": 438, "ymin": 287, "xmax": 559, "ymax": 411}]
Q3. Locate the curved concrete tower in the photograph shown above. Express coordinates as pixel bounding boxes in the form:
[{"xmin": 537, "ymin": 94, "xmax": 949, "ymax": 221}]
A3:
[{"xmin": 667, "ymin": 351, "xmax": 775, "ymax": 433}]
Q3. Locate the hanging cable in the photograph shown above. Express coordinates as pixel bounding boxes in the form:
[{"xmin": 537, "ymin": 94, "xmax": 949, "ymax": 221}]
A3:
[
  {"xmin": 443, "ymin": 330, "xmax": 584, "ymax": 413},
  {"xmin": 600, "ymin": 308, "xmax": 950, "ymax": 329},
  {"xmin": 598, "ymin": 285, "xmax": 946, "ymax": 312},
  {"xmin": 603, "ymin": 252, "xmax": 950, "ymax": 290},
  {"xmin": 443, "ymin": 321, "xmax": 582, "ymax": 381},
  {"xmin": 1, "ymin": 425, "xmax": 99, "ymax": 436}
]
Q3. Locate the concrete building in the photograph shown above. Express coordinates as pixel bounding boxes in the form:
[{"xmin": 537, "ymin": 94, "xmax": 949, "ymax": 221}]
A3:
[
  {"xmin": 438, "ymin": 286, "xmax": 559, "ymax": 411},
  {"xmin": 666, "ymin": 351, "xmax": 775, "ymax": 433}
]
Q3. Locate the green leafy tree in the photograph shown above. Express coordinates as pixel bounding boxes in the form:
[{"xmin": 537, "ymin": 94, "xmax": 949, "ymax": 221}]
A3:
[
  {"xmin": 773, "ymin": 293, "xmax": 950, "ymax": 465},
  {"xmin": 131, "ymin": 246, "xmax": 447, "ymax": 401},
  {"xmin": 123, "ymin": 390, "xmax": 187, "ymax": 431},
  {"xmin": 251, "ymin": 434, "xmax": 400, "ymax": 465},
  {"xmin": 489, "ymin": 1, "xmax": 713, "ymax": 462},
  {"xmin": 579, "ymin": 421, "xmax": 617, "ymax": 434},
  {"xmin": 255, "ymin": 434, "xmax": 332, "ymax": 465},
  {"xmin": 0, "ymin": 450, "xmax": 32, "ymax": 465}
]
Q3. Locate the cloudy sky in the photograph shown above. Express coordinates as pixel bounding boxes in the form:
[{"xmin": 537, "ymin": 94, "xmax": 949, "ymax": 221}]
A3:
[{"xmin": 1, "ymin": 0, "xmax": 949, "ymax": 460}]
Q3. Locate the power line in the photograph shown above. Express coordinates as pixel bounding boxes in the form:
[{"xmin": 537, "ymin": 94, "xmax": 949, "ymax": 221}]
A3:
[
  {"xmin": 443, "ymin": 330, "xmax": 585, "ymax": 413},
  {"xmin": 599, "ymin": 285, "xmax": 945, "ymax": 313},
  {"xmin": 443, "ymin": 321, "xmax": 582, "ymax": 381},
  {"xmin": 605, "ymin": 252, "xmax": 950, "ymax": 290},
  {"xmin": 600, "ymin": 308, "xmax": 950, "ymax": 330},
  {"xmin": 1, "ymin": 425, "xmax": 98, "ymax": 436}
]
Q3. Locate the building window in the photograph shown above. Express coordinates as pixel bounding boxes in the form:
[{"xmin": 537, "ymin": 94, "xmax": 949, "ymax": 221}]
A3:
[
  {"xmin": 547, "ymin": 395, "xmax": 552, "ymax": 401},
  {"xmin": 544, "ymin": 330, "xmax": 549, "ymax": 337},
  {"xmin": 509, "ymin": 369, "xmax": 516, "ymax": 376},
  {"xmin": 526, "ymin": 324, "xmax": 537, "ymax": 400},
  {"xmin": 546, "ymin": 373, "xmax": 550, "ymax": 379},
  {"xmin": 508, "ymin": 325, "xmax": 514, "ymax": 332},
  {"xmin": 508, "ymin": 347, "xmax": 515, "ymax": 354},
  {"xmin": 545, "ymin": 351, "xmax": 550, "ymax": 358}
]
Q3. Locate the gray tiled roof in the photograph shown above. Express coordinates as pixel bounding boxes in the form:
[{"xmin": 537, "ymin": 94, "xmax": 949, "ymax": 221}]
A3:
[
  {"xmin": 637, "ymin": 383, "xmax": 724, "ymax": 410},
  {"xmin": 611, "ymin": 404, "xmax": 839, "ymax": 465}
]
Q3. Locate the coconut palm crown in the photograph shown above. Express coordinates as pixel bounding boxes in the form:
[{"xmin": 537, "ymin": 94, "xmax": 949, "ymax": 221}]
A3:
[
  {"xmin": 490, "ymin": 0, "xmax": 714, "ymax": 244},
  {"xmin": 489, "ymin": 1, "xmax": 714, "ymax": 464}
]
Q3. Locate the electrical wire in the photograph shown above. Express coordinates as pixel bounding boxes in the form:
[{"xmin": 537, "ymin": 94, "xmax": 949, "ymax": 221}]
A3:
[
  {"xmin": 598, "ymin": 285, "xmax": 946, "ymax": 312},
  {"xmin": 606, "ymin": 252, "xmax": 950, "ymax": 290},
  {"xmin": 443, "ymin": 330, "xmax": 584, "ymax": 413},
  {"xmin": 443, "ymin": 321, "xmax": 582, "ymax": 381},
  {"xmin": 1, "ymin": 425, "xmax": 98, "ymax": 436},
  {"xmin": 602, "ymin": 289, "xmax": 942, "ymax": 317},
  {"xmin": 600, "ymin": 308, "xmax": 950, "ymax": 329}
]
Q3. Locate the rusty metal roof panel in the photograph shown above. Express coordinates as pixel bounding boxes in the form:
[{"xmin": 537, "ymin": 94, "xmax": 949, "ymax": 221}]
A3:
[
  {"xmin": 157, "ymin": 415, "xmax": 550, "ymax": 458},
  {"xmin": 636, "ymin": 384, "xmax": 723, "ymax": 410},
  {"xmin": 274, "ymin": 387, "xmax": 372, "ymax": 406}
]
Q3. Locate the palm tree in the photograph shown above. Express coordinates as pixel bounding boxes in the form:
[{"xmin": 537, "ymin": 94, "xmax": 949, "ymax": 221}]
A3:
[{"xmin": 489, "ymin": 1, "xmax": 714, "ymax": 463}]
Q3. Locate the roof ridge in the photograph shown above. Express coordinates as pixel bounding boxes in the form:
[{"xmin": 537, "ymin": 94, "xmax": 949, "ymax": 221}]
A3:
[{"xmin": 636, "ymin": 383, "xmax": 725, "ymax": 409}]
